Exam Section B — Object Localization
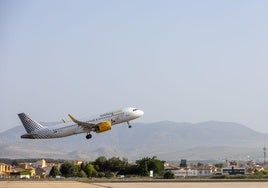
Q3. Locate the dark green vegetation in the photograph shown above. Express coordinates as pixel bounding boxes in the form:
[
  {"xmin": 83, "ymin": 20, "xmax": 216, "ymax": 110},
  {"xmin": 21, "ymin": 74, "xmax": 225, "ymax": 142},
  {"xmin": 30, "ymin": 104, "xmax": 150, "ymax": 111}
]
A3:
[
  {"xmin": 49, "ymin": 166, "xmax": 61, "ymax": 178},
  {"xmin": 163, "ymin": 171, "xmax": 175, "ymax": 179},
  {"xmin": 57, "ymin": 156, "xmax": 165, "ymax": 178},
  {"xmin": 2, "ymin": 157, "xmax": 268, "ymax": 179}
]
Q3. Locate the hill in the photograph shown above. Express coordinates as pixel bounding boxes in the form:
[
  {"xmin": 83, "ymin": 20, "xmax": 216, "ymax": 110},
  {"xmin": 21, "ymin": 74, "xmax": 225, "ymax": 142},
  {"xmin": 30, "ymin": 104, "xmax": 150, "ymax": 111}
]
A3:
[{"xmin": 0, "ymin": 121, "xmax": 267, "ymax": 161}]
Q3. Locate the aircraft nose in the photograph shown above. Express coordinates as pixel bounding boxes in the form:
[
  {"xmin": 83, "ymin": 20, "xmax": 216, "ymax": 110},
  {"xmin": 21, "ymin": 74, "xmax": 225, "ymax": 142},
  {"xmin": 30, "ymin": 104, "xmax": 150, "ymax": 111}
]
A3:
[{"xmin": 138, "ymin": 110, "xmax": 144, "ymax": 117}]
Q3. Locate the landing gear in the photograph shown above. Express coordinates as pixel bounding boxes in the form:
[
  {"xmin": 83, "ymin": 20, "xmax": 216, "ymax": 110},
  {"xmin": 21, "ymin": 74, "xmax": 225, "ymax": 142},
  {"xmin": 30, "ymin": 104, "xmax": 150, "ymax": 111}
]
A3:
[
  {"xmin": 86, "ymin": 133, "xmax": 92, "ymax": 139},
  {"xmin": 127, "ymin": 121, "xmax": 132, "ymax": 128}
]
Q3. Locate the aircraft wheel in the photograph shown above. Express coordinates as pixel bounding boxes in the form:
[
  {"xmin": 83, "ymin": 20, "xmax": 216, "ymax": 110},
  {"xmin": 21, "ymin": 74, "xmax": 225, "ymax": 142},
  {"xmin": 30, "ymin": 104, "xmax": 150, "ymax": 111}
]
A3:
[
  {"xmin": 127, "ymin": 121, "xmax": 132, "ymax": 128},
  {"xmin": 86, "ymin": 134, "xmax": 92, "ymax": 139}
]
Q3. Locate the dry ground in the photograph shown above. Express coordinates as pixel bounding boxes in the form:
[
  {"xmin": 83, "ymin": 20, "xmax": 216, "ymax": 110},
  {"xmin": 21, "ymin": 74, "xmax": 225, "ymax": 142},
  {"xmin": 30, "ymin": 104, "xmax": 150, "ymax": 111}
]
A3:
[{"xmin": 1, "ymin": 181, "xmax": 268, "ymax": 188}]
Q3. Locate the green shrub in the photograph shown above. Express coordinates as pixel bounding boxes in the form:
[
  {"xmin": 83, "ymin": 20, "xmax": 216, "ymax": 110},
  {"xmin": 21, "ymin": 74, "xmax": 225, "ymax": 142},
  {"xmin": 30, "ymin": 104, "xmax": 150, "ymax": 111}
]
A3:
[{"xmin": 163, "ymin": 171, "xmax": 175, "ymax": 179}]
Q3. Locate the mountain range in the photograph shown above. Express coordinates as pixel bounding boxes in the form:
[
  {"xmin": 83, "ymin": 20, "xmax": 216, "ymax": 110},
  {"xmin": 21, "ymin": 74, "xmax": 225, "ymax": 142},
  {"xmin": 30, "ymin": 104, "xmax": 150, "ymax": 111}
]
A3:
[{"xmin": 0, "ymin": 121, "xmax": 267, "ymax": 162}]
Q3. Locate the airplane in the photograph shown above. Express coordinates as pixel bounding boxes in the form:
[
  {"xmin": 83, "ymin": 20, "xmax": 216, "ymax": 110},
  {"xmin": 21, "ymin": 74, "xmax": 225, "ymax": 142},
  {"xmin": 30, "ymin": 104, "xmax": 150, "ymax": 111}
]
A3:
[{"xmin": 18, "ymin": 107, "xmax": 144, "ymax": 140}]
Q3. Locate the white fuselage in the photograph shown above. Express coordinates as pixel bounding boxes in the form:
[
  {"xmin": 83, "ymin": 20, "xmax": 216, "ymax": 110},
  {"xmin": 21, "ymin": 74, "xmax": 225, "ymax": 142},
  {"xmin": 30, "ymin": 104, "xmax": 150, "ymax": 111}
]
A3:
[{"xmin": 22, "ymin": 107, "xmax": 143, "ymax": 139}]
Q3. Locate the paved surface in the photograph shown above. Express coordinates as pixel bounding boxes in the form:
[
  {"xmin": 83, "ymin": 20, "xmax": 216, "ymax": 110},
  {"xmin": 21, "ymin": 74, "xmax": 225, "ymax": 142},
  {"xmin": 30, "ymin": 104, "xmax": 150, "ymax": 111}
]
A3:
[
  {"xmin": 0, "ymin": 181, "xmax": 95, "ymax": 188},
  {"xmin": 1, "ymin": 181, "xmax": 268, "ymax": 188}
]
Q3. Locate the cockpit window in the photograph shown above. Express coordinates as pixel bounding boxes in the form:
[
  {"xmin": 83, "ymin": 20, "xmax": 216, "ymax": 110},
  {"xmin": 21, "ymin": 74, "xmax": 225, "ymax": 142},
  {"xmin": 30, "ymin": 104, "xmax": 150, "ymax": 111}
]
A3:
[{"xmin": 133, "ymin": 109, "xmax": 138, "ymax": 111}]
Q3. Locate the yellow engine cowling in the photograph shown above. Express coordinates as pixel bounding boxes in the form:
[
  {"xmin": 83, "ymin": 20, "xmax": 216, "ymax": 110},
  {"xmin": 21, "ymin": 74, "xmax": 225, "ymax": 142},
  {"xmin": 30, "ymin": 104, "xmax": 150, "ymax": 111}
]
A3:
[{"xmin": 96, "ymin": 121, "xmax": 112, "ymax": 133}]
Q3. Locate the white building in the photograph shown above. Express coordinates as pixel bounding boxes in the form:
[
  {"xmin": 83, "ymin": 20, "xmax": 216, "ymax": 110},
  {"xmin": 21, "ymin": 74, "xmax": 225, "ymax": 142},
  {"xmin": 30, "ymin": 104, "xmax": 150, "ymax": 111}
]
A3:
[{"xmin": 171, "ymin": 168, "xmax": 212, "ymax": 177}]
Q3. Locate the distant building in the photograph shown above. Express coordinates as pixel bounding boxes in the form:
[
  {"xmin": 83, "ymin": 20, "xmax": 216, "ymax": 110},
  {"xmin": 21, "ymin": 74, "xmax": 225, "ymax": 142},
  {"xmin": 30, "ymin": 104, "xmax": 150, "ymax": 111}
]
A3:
[
  {"xmin": 222, "ymin": 166, "xmax": 245, "ymax": 175},
  {"xmin": 171, "ymin": 169, "xmax": 212, "ymax": 177},
  {"xmin": 252, "ymin": 166, "xmax": 265, "ymax": 173},
  {"xmin": 73, "ymin": 160, "xmax": 83, "ymax": 166},
  {"xmin": 18, "ymin": 163, "xmax": 28, "ymax": 169},
  {"xmin": 35, "ymin": 167, "xmax": 46, "ymax": 178},
  {"xmin": 35, "ymin": 166, "xmax": 52, "ymax": 178},
  {"xmin": 171, "ymin": 168, "xmax": 212, "ymax": 177},
  {"xmin": 33, "ymin": 159, "xmax": 46, "ymax": 168},
  {"xmin": 0, "ymin": 163, "xmax": 13, "ymax": 178},
  {"xmin": 46, "ymin": 162, "xmax": 56, "ymax": 167},
  {"xmin": 180, "ymin": 159, "xmax": 187, "ymax": 168}
]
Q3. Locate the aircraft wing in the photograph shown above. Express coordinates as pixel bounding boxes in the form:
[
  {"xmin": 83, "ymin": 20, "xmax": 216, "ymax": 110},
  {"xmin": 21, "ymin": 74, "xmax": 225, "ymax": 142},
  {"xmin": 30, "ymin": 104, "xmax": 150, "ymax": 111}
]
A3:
[
  {"xmin": 68, "ymin": 114, "xmax": 96, "ymax": 129},
  {"xmin": 68, "ymin": 114, "xmax": 112, "ymax": 133}
]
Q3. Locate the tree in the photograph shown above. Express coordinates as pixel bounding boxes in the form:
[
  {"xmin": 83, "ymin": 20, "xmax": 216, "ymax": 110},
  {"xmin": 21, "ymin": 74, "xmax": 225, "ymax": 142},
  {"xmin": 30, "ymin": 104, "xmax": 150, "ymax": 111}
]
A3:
[
  {"xmin": 136, "ymin": 158, "xmax": 149, "ymax": 176},
  {"xmin": 215, "ymin": 163, "xmax": 223, "ymax": 169},
  {"xmin": 49, "ymin": 166, "xmax": 61, "ymax": 178},
  {"xmin": 163, "ymin": 171, "xmax": 175, "ymax": 179},
  {"xmin": 94, "ymin": 156, "xmax": 107, "ymax": 172},
  {"xmin": 85, "ymin": 163, "xmax": 98, "ymax": 177},
  {"xmin": 197, "ymin": 162, "xmax": 204, "ymax": 167},
  {"xmin": 81, "ymin": 162, "xmax": 86, "ymax": 172},
  {"xmin": 107, "ymin": 157, "xmax": 128, "ymax": 172},
  {"xmin": 78, "ymin": 169, "xmax": 87, "ymax": 178},
  {"xmin": 147, "ymin": 157, "xmax": 165, "ymax": 175},
  {"xmin": 11, "ymin": 160, "xmax": 18, "ymax": 167},
  {"xmin": 93, "ymin": 156, "xmax": 129, "ymax": 174},
  {"xmin": 60, "ymin": 162, "xmax": 75, "ymax": 177},
  {"xmin": 73, "ymin": 165, "xmax": 80, "ymax": 177},
  {"xmin": 136, "ymin": 157, "xmax": 165, "ymax": 176},
  {"xmin": 121, "ymin": 164, "xmax": 139, "ymax": 175}
]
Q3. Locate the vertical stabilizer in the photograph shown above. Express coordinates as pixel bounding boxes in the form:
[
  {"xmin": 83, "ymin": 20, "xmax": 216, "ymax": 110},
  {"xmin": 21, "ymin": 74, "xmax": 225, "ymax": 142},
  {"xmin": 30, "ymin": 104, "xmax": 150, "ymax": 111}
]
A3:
[{"xmin": 18, "ymin": 113, "xmax": 44, "ymax": 133}]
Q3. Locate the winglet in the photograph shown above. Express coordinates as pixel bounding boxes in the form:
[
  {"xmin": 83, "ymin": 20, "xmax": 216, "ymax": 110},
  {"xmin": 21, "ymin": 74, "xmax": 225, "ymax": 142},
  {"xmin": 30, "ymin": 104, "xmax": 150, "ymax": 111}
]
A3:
[{"xmin": 68, "ymin": 114, "xmax": 78, "ymax": 123}]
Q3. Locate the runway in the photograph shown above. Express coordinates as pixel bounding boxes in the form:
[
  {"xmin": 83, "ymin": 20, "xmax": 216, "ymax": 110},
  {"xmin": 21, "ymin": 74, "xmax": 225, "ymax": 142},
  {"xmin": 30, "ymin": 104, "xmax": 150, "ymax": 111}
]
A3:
[{"xmin": 1, "ymin": 181, "xmax": 268, "ymax": 188}]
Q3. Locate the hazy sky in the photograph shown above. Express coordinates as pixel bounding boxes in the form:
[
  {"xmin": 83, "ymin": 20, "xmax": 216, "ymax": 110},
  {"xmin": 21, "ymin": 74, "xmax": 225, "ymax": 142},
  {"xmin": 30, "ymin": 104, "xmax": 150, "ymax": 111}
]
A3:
[{"xmin": 1, "ymin": 0, "xmax": 268, "ymax": 133}]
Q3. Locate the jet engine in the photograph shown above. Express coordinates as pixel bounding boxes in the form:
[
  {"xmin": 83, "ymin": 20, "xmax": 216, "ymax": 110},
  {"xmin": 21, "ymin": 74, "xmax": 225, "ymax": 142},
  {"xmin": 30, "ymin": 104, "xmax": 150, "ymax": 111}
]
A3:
[{"xmin": 95, "ymin": 121, "xmax": 112, "ymax": 133}]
